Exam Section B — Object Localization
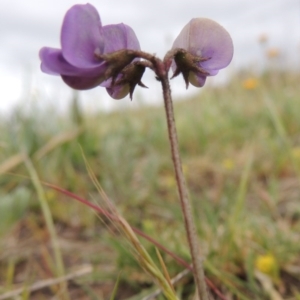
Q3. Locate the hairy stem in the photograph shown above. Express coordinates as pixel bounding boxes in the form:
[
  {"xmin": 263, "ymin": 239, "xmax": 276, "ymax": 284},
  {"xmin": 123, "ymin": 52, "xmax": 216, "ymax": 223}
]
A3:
[
  {"xmin": 130, "ymin": 49, "xmax": 209, "ymax": 299},
  {"xmin": 160, "ymin": 75, "xmax": 209, "ymax": 300}
]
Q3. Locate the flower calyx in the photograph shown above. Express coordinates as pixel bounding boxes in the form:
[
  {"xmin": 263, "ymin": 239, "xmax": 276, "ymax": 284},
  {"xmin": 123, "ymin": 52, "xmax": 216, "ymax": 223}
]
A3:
[
  {"xmin": 96, "ymin": 49, "xmax": 138, "ymax": 84},
  {"xmin": 111, "ymin": 60, "xmax": 148, "ymax": 100},
  {"xmin": 171, "ymin": 48, "xmax": 210, "ymax": 89}
]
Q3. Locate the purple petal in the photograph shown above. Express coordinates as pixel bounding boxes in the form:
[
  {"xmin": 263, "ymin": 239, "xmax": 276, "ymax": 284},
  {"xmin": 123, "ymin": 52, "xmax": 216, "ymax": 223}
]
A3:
[
  {"xmin": 106, "ymin": 84, "xmax": 130, "ymax": 100},
  {"xmin": 172, "ymin": 18, "xmax": 233, "ymax": 71},
  {"xmin": 99, "ymin": 78, "xmax": 113, "ymax": 88},
  {"xmin": 189, "ymin": 73, "xmax": 207, "ymax": 87},
  {"xmin": 39, "ymin": 47, "xmax": 108, "ymax": 77},
  {"xmin": 61, "ymin": 4, "xmax": 104, "ymax": 68},
  {"xmin": 61, "ymin": 74, "xmax": 106, "ymax": 90},
  {"xmin": 101, "ymin": 23, "xmax": 140, "ymax": 54},
  {"xmin": 39, "ymin": 47, "xmax": 86, "ymax": 76},
  {"xmin": 100, "ymin": 75, "xmax": 131, "ymax": 99},
  {"xmin": 39, "ymin": 47, "xmax": 107, "ymax": 77},
  {"xmin": 206, "ymin": 69, "xmax": 219, "ymax": 76}
]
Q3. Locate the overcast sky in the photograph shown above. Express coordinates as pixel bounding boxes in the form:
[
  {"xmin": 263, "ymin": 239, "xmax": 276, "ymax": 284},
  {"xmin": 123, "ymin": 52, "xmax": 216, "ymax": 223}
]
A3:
[{"xmin": 0, "ymin": 0, "xmax": 299, "ymax": 113}]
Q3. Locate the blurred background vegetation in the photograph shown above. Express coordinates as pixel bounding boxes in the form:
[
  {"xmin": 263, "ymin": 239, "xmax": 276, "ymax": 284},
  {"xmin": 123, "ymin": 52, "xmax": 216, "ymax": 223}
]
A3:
[{"xmin": 0, "ymin": 45, "xmax": 300, "ymax": 299}]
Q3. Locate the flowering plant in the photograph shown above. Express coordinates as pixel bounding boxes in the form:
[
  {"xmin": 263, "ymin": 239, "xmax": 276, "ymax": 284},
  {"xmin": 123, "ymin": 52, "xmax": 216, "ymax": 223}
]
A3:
[
  {"xmin": 40, "ymin": 4, "xmax": 143, "ymax": 98},
  {"xmin": 40, "ymin": 4, "xmax": 233, "ymax": 300}
]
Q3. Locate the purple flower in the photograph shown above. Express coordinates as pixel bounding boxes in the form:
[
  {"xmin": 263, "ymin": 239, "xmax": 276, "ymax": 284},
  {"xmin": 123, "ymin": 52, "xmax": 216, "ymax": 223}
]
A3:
[
  {"xmin": 171, "ymin": 18, "xmax": 233, "ymax": 88},
  {"xmin": 39, "ymin": 4, "xmax": 141, "ymax": 91}
]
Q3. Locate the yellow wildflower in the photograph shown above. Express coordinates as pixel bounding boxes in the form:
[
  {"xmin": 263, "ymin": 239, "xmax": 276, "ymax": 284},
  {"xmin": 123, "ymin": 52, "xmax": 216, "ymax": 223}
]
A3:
[
  {"xmin": 266, "ymin": 48, "xmax": 280, "ymax": 59},
  {"xmin": 222, "ymin": 158, "xmax": 235, "ymax": 170},
  {"xmin": 182, "ymin": 163, "xmax": 189, "ymax": 176},
  {"xmin": 242, "ymin": 78, "xmax": 258, "ymax": 90},
  {"xmin": 142, "ymin": 219, "xmax": 156, "ymax": 233},
  {"xmin": 163, "ymin": 175, "xmax": 176, "ymax": 188},
  {"xmin": 292, "ymin": 147, "xmax": 300, "ymax": 160},
  {"xmin": 45, "ymin": 189, "xmax": 56, "ymax": 201},
  {"xmin": 255, "ymin": 254, "xmax": 278, "ymax": 276},
  {"xmin": 258, "ymin": 33, "xmax": 268, "ymax": 45}
]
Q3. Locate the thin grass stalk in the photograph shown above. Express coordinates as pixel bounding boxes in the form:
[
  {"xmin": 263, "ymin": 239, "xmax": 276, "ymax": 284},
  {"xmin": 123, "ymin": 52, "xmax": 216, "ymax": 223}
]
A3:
[
  {"xmin": 23, "ymin": 155, "xmax": 69, "ymax": 300},
  {"xmin": 118, "ymin": 216, "xmax": 179, "ymax": 300},
  {"xmin": 109, "ymin": 272, "xmax": 122, "ymax": 300},
  {"xmin": 229, "ymin": 151, "xmax": 253, "ymax": 233},
  {"xmin": 77, "ymin": 149, "xmax": 179, "ymax": 299}
]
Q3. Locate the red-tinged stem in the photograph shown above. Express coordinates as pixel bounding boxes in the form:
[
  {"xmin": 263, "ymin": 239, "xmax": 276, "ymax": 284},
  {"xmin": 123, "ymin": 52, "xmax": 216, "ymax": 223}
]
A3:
[
  {"xmin": 44, "ymin": 183, "xmax": 189, "ymax": 268},
  {"xmin": 44, "ymin": 184, "xmax": 226, "ymax": 300}
]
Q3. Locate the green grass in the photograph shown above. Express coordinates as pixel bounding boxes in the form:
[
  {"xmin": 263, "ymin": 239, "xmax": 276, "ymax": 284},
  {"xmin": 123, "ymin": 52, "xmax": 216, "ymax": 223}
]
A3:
[{"xmin": 0, "ymin": 69, "xmax": 300, "ymax": 299}]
